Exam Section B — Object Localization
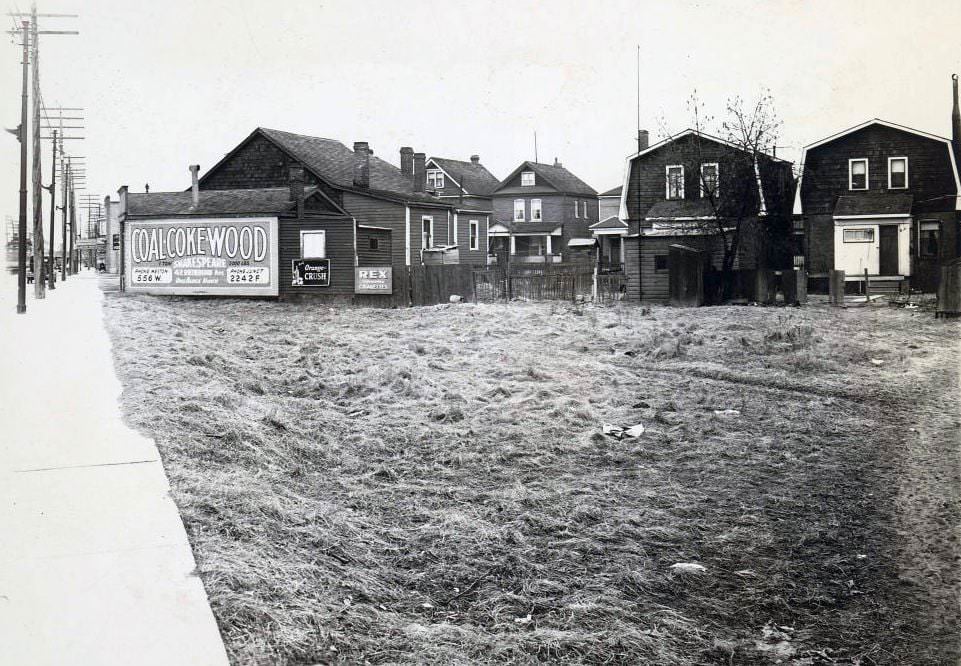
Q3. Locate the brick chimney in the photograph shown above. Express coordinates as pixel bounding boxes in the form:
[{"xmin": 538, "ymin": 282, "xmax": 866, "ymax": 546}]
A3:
[
  {"xmin": 637, "ymin": 130, "xmax": 649, "ymax": 152},
  {"xmin": 553, "ymin": 157, "xmax": 563, "ymax": 168},
  {"xmin": 289, "ymin": 164, "xmax": 305, "ymax": 217},
  {"xmin": 189, "ymin": 165, "xmax": 200, "ymax": 207},
  {"xmin": 413, "ymin": 152, "xmax": 426, "ymax": 192},
  {"xmin": 353, "ymin": 141, "xmax": 370, "ymax": 189},
  {"xmin": 952, "ymin": 75, "xmax": 960, "ymax": 165},
  {"xmin": 400, "ymin": 147, "xmax": 414, "ymax": 179},
  {"xmin": 470, "ymin": 154, "xmax": 480, "ymax": 164}
]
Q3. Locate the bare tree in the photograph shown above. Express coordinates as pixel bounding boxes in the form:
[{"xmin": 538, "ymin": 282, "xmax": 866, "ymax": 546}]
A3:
[{"xmin": 657, "ymin": 90, "xmax": 792, "ymax": 300}]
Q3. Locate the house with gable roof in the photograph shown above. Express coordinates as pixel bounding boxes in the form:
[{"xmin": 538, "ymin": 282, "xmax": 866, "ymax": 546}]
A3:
[
  {"xmin": 422, "ymin": 153, "xmax": 500, "ymax": 264},
  {"xmin": 198, "ymin": 128, "xmax": 460, "ymax": 276},
  {"xmin": 618, "ymin": 128, "xmax": 795, "ymax": 302},
  {"xmin": 488, "ymin": 159, "xmax": 598, "ymax": 264},
  {"xmin": 794, "ymin": 77, "xmax": 961, "ymax": 292}
]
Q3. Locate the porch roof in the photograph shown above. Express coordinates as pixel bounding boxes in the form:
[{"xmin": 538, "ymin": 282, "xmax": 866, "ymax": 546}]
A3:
[
  {"xmin": 834, "ymin": 192, "xmax": 914, "ymax": 217},
  {"xmin": 645, "ymin": 198, "xmax": 716, "ymax": 220},
  {"xmin": 590, "ymin": 215, "xmax": 628, "ymax": 230}
]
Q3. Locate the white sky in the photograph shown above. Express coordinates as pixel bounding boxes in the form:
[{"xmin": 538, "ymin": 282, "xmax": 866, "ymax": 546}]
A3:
[{"xmin": 2, "ymin": 0, "xmax": 961, "ymax": 241}]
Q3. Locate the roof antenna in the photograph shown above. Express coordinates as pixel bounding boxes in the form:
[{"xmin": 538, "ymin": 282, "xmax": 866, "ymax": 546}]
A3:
[
  {"xmin": 636, "ymin": 44, "xmax": 642, "ymax": 152},
  {"xmin": 534, "ymin": 131, "xmax": 538, "ymax": 163}
]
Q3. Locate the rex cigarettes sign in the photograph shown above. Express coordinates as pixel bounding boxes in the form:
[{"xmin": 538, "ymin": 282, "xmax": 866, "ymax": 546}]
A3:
[
  {"xmin": 355, "ymin": 267, "xmax": 392, "ymax": 294},
  {"xmin": 125, "ymin": 217, "xmax": 279, "ymax": 296}
]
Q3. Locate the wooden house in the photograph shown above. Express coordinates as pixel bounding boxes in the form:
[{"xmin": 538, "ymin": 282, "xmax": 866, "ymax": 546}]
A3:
[
  {"xmin": 489, "ymin": 159, "xmax": 598, "ymax": 265},
  {"xmin": 422, "ymin": 154, "xmax": 500, "ymax": 265},
  {"xmin": 794, "ymin": 79, "xmax": 961, "ymax": 292},
  {"xmin": 618, "ymin": 129, "xmax": 795, "ymax": 302}
]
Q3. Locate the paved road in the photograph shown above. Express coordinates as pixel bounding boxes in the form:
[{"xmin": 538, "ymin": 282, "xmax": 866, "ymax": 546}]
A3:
[{"xmin": 0, "ymin": 269, "xmax": 228, "ymax": 665}]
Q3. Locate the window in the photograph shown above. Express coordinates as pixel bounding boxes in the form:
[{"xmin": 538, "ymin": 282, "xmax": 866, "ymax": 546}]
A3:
[
  {"xmin": 888, "ymin": 157, "xmax": 907, "ymax": 189},
  {"xmin": 849, "ymin": 159, "xmax": 868, "ymax": 190},
  {"xmin": 369, "ymin": 237, "xmax": 379, "ymax": 251},
  {"xmin": 842, "ymin": 228, "xmax": 874, "ymax": 243},
  {"xmin": 300, "ymin": 230, "xmax": 326, "ymax": 258},
  {"xmin": 919, "ymin": 220, "xmax": 940, "ymax": 258},
  {"xmin": 469, "ymin": 220, "xmax": 479, "ymax": 251},
  {"xmin": 582, "ymin": 200, "xmax": 588, "ymax": 217},
  {"xmin": 700, "ymin": 163, "xmax": 719, "ymax": 198},
  {"xmin": 521, "ymin": 171, "xmax": 535, "ymax": 186},
  {"xmin": 513, "ymin": 199, "xmax": 525, "ymax": 222},
  {"xmin": 654, "ymin": 255, "xmax": 669, "ymax": 271},
  {"xmin": 531, "ymin": 199, "xmax": 542, "ymax": 221},
  {"xmin": 422, "ymin": 216, "xmax": 433, "ymax": 249},
  {"xmin": 573, "ymin": 199, "xmax": 579, "ymax": 218},
  {"xmin": 666, "ymin": 165, "xmax": 684, "ymax": 199},
  {"xmin": 426, "ymin": 169, "xmax": 445, "ymax": 190}
]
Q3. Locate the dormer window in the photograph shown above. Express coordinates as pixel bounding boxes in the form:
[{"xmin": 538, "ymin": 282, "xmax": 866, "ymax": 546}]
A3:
[
  {"xmin": 426, "ymin": 169, "xmax": 445, "ymax": 190},
  {"xmin": 700, "ymin": 163, "xmax": 719, "ymax": 198},
  {"xmin": 849, "ymin": 159, "xmax": 868, "ymax": 191},
  {"xmin": 888, "ymin": 157, "xmax": 907, "ymax": 189},
  {"xmin": 666, "ymin": 165, "xmax": 684, "ymax": 200},
  {"xmin": 521, "ymin": 171, "xmax": 535, "ymax": 187}
]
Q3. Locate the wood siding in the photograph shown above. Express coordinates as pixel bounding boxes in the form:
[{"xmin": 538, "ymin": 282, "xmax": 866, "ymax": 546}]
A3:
[
  {"xmin": 342, "ymin": 193, "xmax": 408, "ymax": 268},
  {"xmin": 357, "ymin": 227, "xmax": 392, "ymax": 266},
  {"xmin": 455, "ymin": 213, "xmax": 490, "ymax": 265},
  {"xmin": 279, "ymin": 215, "xmax": 355, "ymax": 297}
]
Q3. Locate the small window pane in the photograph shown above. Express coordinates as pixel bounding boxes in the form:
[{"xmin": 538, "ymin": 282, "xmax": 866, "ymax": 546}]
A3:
[
  {"xmin": 302, "ymin": 231, "xmax": 326, "ymax": 257},
  {"xmin": 843, "ymin": 228, "xmax": 874, "ymax": 243}
]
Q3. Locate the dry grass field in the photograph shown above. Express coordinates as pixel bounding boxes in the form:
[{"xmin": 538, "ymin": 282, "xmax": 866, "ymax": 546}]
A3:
[{"xmin": 103, "ymin": 294, "xmax": 961, "ymax": 665}]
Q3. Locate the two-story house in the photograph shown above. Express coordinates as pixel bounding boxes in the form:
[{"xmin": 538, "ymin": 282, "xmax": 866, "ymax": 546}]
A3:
[
  {"xmin": 488, "ymin": 159, "xmax": 597, "ymax": 264},
  {"xmin": 198, "ymin": 128, "xmax": 460, "ymax": 283},
  {"xmin": 795, "ymin": 79, "xmax": 961, "ymax": 292},
  {"xmin": 618, "ymin": 129, "xmax": 795, "ymax": 302},
  {"xmin": 422, "ymin": 154, "xmax": 500, "ymax": 265}
]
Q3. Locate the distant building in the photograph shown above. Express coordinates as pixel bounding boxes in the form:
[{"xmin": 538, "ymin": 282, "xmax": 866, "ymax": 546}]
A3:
[
  {"xmin": 489, "ymin": 159, "xmax": 597, "ymax": 264},
  {"xmin": 794, "ymin": 77, "xmax": 961, "ymax": 292}
]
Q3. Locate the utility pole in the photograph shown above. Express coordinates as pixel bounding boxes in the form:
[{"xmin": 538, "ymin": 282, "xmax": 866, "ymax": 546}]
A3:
[
  {"xmin": 30, "ymin": 5, "xmax": 44, "ymax": 298},
  {"xmin": 16, "ymin": 20, "xmax": 29, "ymax": 313},
  {"xmin": 46, "ymin": 129, "xmax": 56, "ymax": 289},
  {"xmin": 60, "ymin": 147, "xmax": 67, "ymax": 280}
]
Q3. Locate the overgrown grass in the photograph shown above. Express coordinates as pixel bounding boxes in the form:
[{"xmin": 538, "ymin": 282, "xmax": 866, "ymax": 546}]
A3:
[{"xmin": 102, "ymin": 297, "xmax": 961, "ymax": 665}]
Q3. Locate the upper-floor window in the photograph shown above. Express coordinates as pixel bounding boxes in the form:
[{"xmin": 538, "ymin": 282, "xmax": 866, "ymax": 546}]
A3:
[
  {"xmin": 582, "ymin": 200, "xmax": 588, "ymax": 217},
  {"xmin": 469, "ymin": 220, "xmax": 480, "ymax": 251},
  {"xmin": 531, "ymin": 199, "xmax": 542, "ymax": 220},
  {"xmin": 426, "ymin": 169, "xmax": 445, "ymax": 190},
  {"xmin": 700, "ymin": 163, "xmax": 719, "ymax": 198},
  {"xmin": 301, "ymin": 230, "xmax": 326, "ymax": 258},
  {"xmin": 521, "ymin": 171, "xmax": 535, "ymax": 186},
  {"xmin": 666, "ymin": 165, "xmax": 684, "ymax": 199},
  {"xmin": 888, "ymin": 157, "xmax": 908, "ymax": 189},
  {"xmin": 573, "ymin": 199, "xmax": 579, "ymax": 218},
  {"xmin": 513, "ymin": 199, "xmax": 525, "ymax": 222},
  {"xmin": 849, "ymin": 158, "xmax": 868, "ymax": 191},
  {"xmin": 422, "ymin": 216, "xmax": 434, "ymax": 249}
]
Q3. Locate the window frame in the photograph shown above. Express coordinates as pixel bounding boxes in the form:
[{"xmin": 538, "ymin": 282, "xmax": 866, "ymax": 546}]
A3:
[
  {"xmin": 426, "ymin": 169, "xmax": 445, "ymax": 190},
  {"xmin": 421, "ymin": 216, "xmax": 434, "ymax": 249},
  {"xmin": 369, "ymin": 237, "xmax": 379, "ymax": 251},
  {"xmin": 666, "ymin": 165, "xmax": 685, "ymax": 200},
  {"xmin": 531, "ymin": 199, "xmax": 543, "ymax": 221},
  {"xmin": 919, "ymin": 219, "xmax": 940, "ymax": 258},
  {"xmin": 573, "ymin": 199, "xmax": 579, "ymax": 218},
  {"xmin": 848, "ymin": 158, "xmax": 869, "ymax": 191},
  {"xmin": 300, "ymin": 229, "xmax": 327, "ymax": 258},
  {"xmin": 700, "ymin": 162, "xmax": 719, "ymax": 198},
  {"xmin": 654, "ymin": 255, "xmax": 669, "ymax": 271},
  {"xmin": 842, "ymin": 227, "xmax": 875, "ymax": 243},
  {"xmin": 469, "ymin": 219, "xmax": 479, "ymax": 251},
  {"xmin": 513, "ymin": 199, "xmax": 525, "ymax": 222},
  {"xmin": 521, "ymin": 171, "xmax": 535, "ymax": 187},
  {"xmin": 887, "ymin": 156, "xmax": 908, "ymax": 190},
  {"xmin": 582, "ymin": 200, "xmax": 588, "ymax": 217}
]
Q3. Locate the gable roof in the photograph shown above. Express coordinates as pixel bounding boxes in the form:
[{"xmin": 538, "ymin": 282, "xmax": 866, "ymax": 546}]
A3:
[
  {"xmin": 589, "ymin": 215, "xmax": 628, "ymax": 230},
  {"xmin": 202, "ymin": 128, "xmax": 451, "ymax": 207},
  {"xmin": 599, "ymin": 186, "xmax": 622, "ymax": 197},
  {"xmin": 618, "ymin": 129, "xmax": 782, "ymax": 221},
  {"xmin": 495, "ymin": 161, "xmax": 597, "ymax": 196},
  {"xmin": 793, "ymin": 119, "xmax": 961, "ymax": 214},
  {"xmin": 426, "ymin": 157, "xmax": 500, "ymax": 197},
  {"xmin": 126, "ymin": 188, "xmax": 309, "ymax": 217}
]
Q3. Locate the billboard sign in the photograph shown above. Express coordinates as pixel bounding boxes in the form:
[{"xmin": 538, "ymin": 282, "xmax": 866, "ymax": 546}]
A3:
[
  {"xmin": 292, "ymin": 259, "xmax": 330, "ymax": 287},
  {"xmin": 355, "ymin": 267, "xmax": 392, "ymax": 294},
  {"xmin": 125, "ymin": 217, "xmax": 278, "ymax": 296}
]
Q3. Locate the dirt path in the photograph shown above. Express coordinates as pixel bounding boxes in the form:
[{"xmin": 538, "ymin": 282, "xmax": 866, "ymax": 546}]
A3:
[{"xmin": 888, "ymin": 338, "xmax": 961, "ymax": 664}]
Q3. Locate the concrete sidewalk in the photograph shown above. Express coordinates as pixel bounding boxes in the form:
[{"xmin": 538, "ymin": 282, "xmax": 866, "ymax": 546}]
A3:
[{"xmin": 0, "ymin": 270, "xmax": 228, "ymax": 665}]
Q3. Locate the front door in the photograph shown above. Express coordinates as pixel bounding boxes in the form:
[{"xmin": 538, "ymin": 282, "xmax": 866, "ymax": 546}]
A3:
[{"xmin": 878, "ymin": 225, "xmax": 898, "ymax": 275}]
